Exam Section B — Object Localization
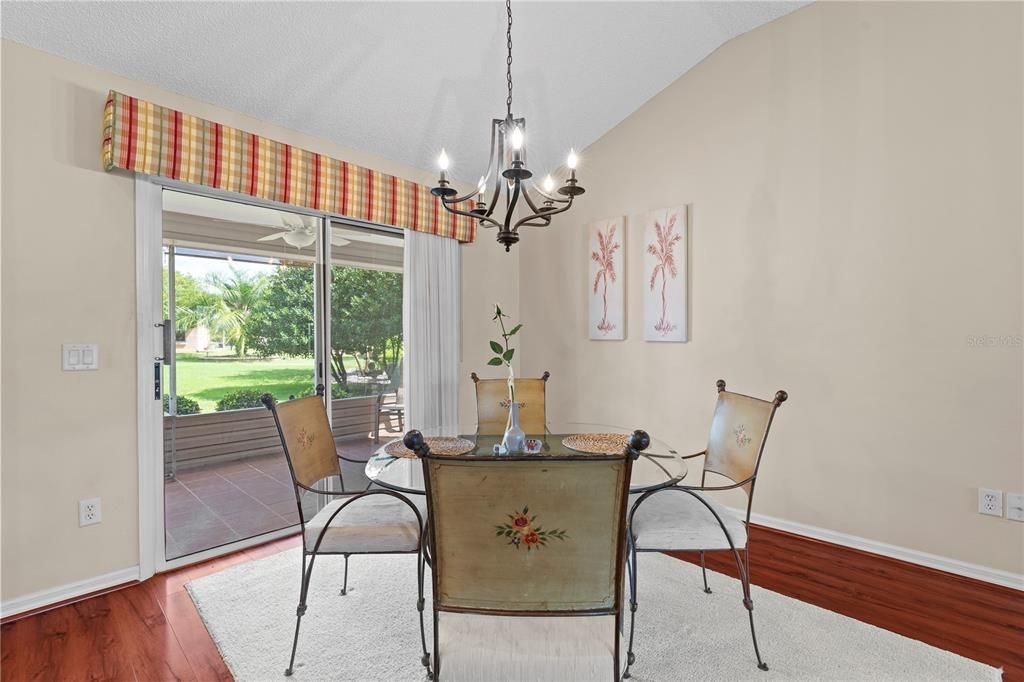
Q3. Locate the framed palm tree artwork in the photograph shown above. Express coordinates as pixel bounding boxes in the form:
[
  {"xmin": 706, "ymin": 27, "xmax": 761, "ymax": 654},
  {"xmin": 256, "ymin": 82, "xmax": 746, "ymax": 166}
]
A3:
[
  {"xmin": 643, "ymin": 206, "xmax": 688, "ymax": 342},
  {"xmin": 588, "ymin": 217, "xmax": 625, "ymax": 340}
]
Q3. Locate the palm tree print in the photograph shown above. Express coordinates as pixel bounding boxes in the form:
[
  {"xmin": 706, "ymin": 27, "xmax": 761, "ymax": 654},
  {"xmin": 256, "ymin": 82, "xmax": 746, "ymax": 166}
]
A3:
[
  {"xmin": 647, "ymin": 212, "xmax": 682, "ymax": 334},
  {"xmin": 591, "ymin": 223, "xmax": 621, "ymax": 333}
]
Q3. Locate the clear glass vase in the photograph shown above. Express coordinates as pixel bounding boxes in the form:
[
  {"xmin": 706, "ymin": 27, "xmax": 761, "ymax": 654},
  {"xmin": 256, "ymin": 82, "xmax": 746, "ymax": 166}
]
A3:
[{"xmin": 501, "ymin": 382, "xmax": 526, "ymax": 454}]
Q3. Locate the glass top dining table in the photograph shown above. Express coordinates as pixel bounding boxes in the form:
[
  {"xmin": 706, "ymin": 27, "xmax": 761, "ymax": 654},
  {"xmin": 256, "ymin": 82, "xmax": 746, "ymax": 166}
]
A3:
[{"xmin": 364, "ymin": 421, "xmax": 688, "ymax": 495}]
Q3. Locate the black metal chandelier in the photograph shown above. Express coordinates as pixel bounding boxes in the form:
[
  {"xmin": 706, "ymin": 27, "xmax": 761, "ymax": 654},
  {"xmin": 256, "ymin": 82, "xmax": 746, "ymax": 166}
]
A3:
[{"xmin": 431, "ymin": 0, "xmax": 584, "ymax": 252}]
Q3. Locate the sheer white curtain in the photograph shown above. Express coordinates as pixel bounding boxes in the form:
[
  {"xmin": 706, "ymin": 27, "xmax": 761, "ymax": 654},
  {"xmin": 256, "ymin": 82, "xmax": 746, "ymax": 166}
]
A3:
[{"xmin": 402, "ymin": 230, "xmax": 461, "ymax": 436}]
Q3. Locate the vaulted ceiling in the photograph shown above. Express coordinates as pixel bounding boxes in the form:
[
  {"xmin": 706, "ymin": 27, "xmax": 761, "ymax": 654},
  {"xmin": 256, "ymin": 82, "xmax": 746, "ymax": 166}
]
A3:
[{"xmin": 3, "ymin": 1, "xmax": 806, "ymax": 180}]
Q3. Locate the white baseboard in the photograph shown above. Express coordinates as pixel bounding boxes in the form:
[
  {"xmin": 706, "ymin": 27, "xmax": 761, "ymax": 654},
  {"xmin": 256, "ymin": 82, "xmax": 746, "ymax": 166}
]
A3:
[
  {"xmin": 1, "ymin": 565, "xmax": 140, "ymax": 620},
  {"xmin": 740, "ymin": 508, "xmax": 1024, "ymax": 591}
]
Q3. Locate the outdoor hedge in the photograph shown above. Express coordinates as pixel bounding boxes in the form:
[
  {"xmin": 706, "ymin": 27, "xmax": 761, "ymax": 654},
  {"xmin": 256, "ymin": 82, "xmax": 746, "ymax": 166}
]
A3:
[
  {"xmin": 163, "ymin": 394, "xmax": 201, "ymax": 415},
  {"xmin": 215, "ymin": 389, "xmax": 267, "ymax": 412}
]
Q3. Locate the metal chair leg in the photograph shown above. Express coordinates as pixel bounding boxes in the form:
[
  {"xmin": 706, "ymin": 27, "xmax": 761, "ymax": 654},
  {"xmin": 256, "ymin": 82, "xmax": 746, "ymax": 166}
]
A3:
[
  {"xmin": 286, "ymin": 552, "xmax": 318, "ymax": 676},
  {"xmin": 339, "ymin": 554, "xmax": 350, "ymax": 596},
  {"xmin": 700, "ymin": 551, "xmax": 712, "ymax": 594},
  {"xmin": 417, "ymin": 544, "xmax": 433, "ymax": 679},
  {"xmin": 622, "ymin": 537, "xmax": 639, "ymax": 679},
  {"xmin": 733, "ymin": 548, "xmax": 768, "ymax": 671}
]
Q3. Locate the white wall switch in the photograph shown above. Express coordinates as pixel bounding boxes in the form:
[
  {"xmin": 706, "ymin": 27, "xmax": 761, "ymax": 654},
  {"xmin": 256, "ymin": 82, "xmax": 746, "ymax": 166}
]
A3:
[
  {"xmin": 62, "ymin": 344, "xmax": 99, "ymax": 371},
  {"xmin": 1006, "ymin": 493, "xmax": 1024, "ymax": 522},
  {"xmin": 978, "ymin": 488, "xmax": 1003, "ymax": 517},
  {"xmin": 79, "ymin": 498, "xmax": 102, "ymax": 526}
]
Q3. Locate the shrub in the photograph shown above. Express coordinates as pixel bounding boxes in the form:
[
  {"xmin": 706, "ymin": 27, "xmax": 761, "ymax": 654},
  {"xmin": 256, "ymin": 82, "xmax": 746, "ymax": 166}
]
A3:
[
  {"xmin": 163, "ymin": 394, "xmax": 201, "ymax": 415},
  {"xmin": 215, "ymin": 389, "xmax": 266, "ymax": 412},
  {"xmin": 293, "ymin": 384, "xmax": 354, "ymax": 400}
]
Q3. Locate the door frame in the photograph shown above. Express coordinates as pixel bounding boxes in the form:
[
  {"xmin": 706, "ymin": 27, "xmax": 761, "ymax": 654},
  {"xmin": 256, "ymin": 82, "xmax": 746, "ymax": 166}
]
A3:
[{"xmin": 136, "ymin": 175, "xmax": 403, "ymax": 576}]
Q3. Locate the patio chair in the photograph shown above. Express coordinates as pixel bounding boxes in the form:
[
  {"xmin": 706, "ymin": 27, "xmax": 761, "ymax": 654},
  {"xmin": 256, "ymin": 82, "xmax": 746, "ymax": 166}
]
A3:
[
  {"xmin": 262, "ymin": 387, "xmax": 430, "ymax": 677},
  {"xmin": 624, "ymin": 379, "xmax": 787, "ymax": 676},
  {"xmin": 375, "ymin": 358, "xmax": 405, "ymax": 444},
  {"xmin": 405, "ymin": 427, "xmax": 649, "ymax": 681},
  {"xmin": 470, "ymin": 370, "xmax": 550, "ymax": 435}
]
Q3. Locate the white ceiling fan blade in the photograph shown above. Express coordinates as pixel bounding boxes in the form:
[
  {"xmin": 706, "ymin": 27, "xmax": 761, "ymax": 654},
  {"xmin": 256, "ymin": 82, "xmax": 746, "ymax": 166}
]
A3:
[
  {"xmin": 331, "ymin": 236, "xmax": 352, "ymax": 247},
  {"xmin": 258, "ymin": 232, "xmax": 287, "ymax": 242}
]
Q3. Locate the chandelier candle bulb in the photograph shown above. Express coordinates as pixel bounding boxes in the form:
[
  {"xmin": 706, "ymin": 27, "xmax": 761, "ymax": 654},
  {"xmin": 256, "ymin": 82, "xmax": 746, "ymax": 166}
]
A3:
[
  {"xmin": 543, "ymin": 175, "xmax": 555, "ymax": 193},
  {"xmin": 437, "ymin": 148, "xmax": 450, "ymax": 183}
]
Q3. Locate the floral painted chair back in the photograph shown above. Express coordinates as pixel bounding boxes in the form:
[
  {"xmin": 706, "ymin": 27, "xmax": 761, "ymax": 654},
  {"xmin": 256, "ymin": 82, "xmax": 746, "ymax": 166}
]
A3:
[
  {"xmin": 422, "ymin": 452, "xmax": 631, "ymax": 614},
  {"xmin": 703, "ymin": 380, "xmax": 787, "ymax": 500},
  {"xmin": 471, "ymin": 371, "xmax": 550, "ymax": 436},
  {"xmin": 266, "ymin": 393, "xmax": 341, "ymax": 490}
]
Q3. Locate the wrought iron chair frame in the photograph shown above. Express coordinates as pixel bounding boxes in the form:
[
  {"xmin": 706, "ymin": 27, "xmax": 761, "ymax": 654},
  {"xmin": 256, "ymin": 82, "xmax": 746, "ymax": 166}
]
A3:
[
  {"xmin": 623, "ymin": 380, "xmax": 787, "ymax": 678},
  {"xmin": 262, "ymin": 387, "xmax": 431, "ymax": 678},
  {"xmin": 404, "ymin": 428, "xmax": 650, "ymax": 681}
]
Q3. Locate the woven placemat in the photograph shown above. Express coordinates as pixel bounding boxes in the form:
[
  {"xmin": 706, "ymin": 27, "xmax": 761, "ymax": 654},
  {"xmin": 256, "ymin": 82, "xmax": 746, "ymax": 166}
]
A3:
[
  {"xmin": 561, "ymin": 432, "xmax": 629, "ymax": 455},
  {"xmin": 382, "ymin": 436, "xmax": 475, "ymax": 458}
]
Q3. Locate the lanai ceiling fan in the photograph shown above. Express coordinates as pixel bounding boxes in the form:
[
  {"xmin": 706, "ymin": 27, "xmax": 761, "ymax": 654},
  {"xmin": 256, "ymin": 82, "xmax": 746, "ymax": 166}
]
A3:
[{"xmin": 258, "ymin": 214, "xmax": 351, "ymax": 249}]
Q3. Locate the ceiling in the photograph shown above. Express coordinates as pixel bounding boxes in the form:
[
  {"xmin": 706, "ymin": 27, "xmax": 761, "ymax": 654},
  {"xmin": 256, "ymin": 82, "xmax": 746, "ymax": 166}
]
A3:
[{"xmin": 3, "ymin": 1, "xmax": 806, "ymax": 182}]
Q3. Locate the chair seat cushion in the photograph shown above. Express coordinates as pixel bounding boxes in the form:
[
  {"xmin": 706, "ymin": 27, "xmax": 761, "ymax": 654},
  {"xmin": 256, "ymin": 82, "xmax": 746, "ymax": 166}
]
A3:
[
  {"xmin": 629, "ymin": 489, "xmax": 747, "ymax": 551},
  {"xmin": 304, "ymin": 494, "xmax": 423, "ymax": 554},
  {"xmin": 437, "ymin": 613, "xmax": 622, "ymax": 681}
]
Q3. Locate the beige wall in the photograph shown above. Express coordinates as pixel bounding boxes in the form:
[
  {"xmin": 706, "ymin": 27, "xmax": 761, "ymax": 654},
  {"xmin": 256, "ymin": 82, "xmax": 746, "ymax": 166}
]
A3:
[
  {"xmin": 0, "ymin": 39, "xmax": 510, "ymax": 601},
  {"xmin": 518, "ymin": 1, "xmax": 1023, "ymax": 574},
  {"xmin": 2, "ymin": 0, "xmax": 1021, "ymax": 605}
]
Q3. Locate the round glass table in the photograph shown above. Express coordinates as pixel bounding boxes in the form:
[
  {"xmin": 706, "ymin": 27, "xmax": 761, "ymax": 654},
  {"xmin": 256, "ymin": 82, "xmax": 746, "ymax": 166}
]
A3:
[{"xmin": 365, "ymin": 421, "xmax": 688, "ymax": 495}]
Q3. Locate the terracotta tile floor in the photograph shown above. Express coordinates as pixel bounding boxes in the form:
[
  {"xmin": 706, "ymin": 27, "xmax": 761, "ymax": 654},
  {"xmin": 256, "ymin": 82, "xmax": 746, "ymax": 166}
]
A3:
[{"xmin": 164, "ymin": 436, "xmax": 381, "ymax": 560}]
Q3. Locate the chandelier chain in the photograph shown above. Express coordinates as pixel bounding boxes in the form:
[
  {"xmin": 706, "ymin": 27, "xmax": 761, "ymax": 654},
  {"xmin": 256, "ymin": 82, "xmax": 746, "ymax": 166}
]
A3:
[{"xmin": 506, "ymin": 0, "xmax": 513, "ymax": 117}]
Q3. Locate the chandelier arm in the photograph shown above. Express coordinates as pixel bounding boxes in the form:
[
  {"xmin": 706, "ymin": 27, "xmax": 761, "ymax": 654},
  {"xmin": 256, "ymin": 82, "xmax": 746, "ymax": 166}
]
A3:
[
  {"xmin": 526, "ymin": 179, "xmax": 572, "ymax": 205},
  {"xmin": 514, "ymin": 196, "xmax": 574, "ymax": 230},
  {"xmin": 439, "ymin": 200, "xmax": 503, "ymax": 230},
  {"xmin": 520, "ymin": 185, "xmax": 568, "ymax": 217},
  {"xmin": 503, "ymin": 179, "xmax": 522, "ymax": 232},
  {"xmin": 479, "ymin": 119, "xmax": 500, "ymax": 195},
  {"xmin": 443, "ymin": 187, "xmax": 485, "ymax": 204}
]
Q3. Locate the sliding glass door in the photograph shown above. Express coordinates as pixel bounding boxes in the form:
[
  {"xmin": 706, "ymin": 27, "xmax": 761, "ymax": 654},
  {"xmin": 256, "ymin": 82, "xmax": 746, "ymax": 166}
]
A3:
[{"xmin": 159, "ymin": 189, "xmax": 403, "ymax": 562}]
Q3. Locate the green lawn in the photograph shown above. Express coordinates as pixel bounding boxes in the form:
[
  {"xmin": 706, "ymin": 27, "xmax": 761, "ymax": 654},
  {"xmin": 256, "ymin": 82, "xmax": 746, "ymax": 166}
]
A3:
[{"xmin": 174, "ymin": 353, "xmax": 316, "ymax": 412}]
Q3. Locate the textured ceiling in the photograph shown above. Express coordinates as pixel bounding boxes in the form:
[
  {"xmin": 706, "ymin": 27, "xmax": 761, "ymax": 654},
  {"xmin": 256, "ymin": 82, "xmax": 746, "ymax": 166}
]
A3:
[{"xmin": 3, "ymin": 1, "xmax": 806, "ymax": 181}]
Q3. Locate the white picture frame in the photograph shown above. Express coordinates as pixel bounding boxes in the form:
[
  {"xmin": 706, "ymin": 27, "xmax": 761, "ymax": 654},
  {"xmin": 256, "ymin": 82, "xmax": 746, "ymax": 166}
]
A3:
[
  {"xmin": 587, "ymin": 217, "xmax": 626, "ymax": 340},
  {"xmin": 642, "ymin": 206, "xmax": 688, "ymax": 342}
]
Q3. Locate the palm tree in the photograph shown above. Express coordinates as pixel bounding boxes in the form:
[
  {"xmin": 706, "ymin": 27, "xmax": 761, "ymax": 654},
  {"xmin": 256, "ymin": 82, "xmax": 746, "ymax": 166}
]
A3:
[
  {"xmin": 205, "ymin": 267, "xmax": 266, "ymax": 357},
  {"xmin": 647, "ymin": 212, "xmax": 682, "ymax": 334},
  {"xmin": 591, "ymin": 223, "xmax": 621, "ymax": 332}
]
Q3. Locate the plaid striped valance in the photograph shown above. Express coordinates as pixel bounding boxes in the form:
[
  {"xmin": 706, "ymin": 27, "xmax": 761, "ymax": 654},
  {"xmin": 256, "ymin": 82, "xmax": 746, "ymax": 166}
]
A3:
[{"xmin": 102, "ymin": 91, "xmax": 476, "ymax": 242}]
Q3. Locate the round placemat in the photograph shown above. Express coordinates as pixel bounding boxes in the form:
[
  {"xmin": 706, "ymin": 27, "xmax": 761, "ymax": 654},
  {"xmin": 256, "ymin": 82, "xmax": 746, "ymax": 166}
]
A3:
[
  {"xmin": 382, "ymin": 436, "xmax": 475, "ymax": 458},
  {"xmin": 561, "ymin": 432, "xmax": 629, "ymax": 455}
]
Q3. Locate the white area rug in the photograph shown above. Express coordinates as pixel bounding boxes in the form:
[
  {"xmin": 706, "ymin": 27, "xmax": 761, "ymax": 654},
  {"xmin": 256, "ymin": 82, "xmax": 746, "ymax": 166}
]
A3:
[{"xmin": 187, "ymin": 550, "xmax": 999, "ymax": 681}]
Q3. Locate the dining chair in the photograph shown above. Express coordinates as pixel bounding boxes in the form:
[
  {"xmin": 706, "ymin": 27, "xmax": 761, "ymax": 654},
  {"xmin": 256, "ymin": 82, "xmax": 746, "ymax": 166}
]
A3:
[
  {"xmin": 624, "ymin": 379, "xmax": 787, "ymax": 676},
  {"xmin": 405, "ymin": 427, "xmax": 649, "ymax": 681},
  {"xmin": 262, "ymin": 387, "xmax": 430, "ymax": 677},
  {"xmin": 470, "ymin": 370, "xmax": 550, "ymax": 435},
  {"xmin": 375, "ymin": 358, "xmax": 405, "ymax": 443}
]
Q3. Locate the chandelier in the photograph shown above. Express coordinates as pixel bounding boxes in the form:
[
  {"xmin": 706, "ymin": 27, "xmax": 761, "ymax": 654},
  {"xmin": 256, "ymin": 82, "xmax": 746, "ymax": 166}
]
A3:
[{"xmin": 431, "ymin": 0, "xmax": 584, "ymax": 252}]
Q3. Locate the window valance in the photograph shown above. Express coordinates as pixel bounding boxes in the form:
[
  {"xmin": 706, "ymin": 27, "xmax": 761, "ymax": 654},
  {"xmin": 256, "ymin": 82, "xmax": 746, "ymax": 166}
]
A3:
[{"xmin": 102, "ymin": 91, "xmax": 476, "ymax": 243}]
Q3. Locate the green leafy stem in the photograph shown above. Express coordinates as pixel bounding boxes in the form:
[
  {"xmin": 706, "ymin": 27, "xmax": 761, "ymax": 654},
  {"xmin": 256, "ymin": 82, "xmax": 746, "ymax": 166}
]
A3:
[{"xmin": 487, "ymin": 304, "xmax": 522, "ymax": 369}]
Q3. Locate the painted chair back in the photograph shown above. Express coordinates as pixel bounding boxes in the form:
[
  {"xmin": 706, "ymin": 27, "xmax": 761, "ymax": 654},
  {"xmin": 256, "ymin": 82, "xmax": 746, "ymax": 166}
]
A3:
[
  {"xmin": 422, "ymin": 451, "xmax": 632, "ymax": 615},
  {"xmin": 703, "ymin": 380, "xmax": 787, "ymax": 499},
  {"xmin": 263, "ymin": 392, "xmax": 341, "ymax": 490},
  {"xmin": 471, "ymin": 371, "xmax": 550, "ymax": 435}
]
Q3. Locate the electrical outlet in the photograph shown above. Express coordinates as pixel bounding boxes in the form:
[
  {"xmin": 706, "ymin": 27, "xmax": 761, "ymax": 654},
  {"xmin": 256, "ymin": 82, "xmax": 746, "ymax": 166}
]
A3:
[
  {"xmin": 978, "ymin": 488, "xmax": 1003, "ymax": 517},
  {"xmin": 79, "ymin": 498, "xmax": 102, "ymax": 527},
  {"xmin": 1007, "ymin": 493, "xmax": 1024, "ymax": 522}
]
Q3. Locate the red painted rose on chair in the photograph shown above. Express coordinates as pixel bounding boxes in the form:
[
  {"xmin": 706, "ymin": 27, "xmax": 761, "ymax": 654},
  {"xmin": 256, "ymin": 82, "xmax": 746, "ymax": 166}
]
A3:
[{"xmin": 495, "ymin": 506, "xmax": 568, "ymax": 551}]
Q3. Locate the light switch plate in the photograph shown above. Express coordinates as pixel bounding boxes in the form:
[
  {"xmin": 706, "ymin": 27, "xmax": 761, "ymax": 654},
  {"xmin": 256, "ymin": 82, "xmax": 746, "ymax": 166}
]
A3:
[
  {"xmin": 1007, "ymin": 493, "xmax": 1024, "ymax": 522},
  {"xmin": 62, "ymin": 344, "xmax": 99, "ymax": 371}
]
